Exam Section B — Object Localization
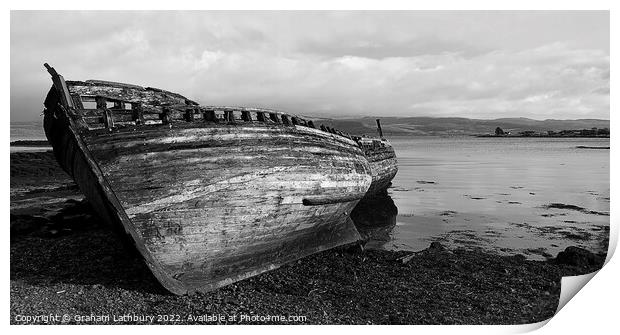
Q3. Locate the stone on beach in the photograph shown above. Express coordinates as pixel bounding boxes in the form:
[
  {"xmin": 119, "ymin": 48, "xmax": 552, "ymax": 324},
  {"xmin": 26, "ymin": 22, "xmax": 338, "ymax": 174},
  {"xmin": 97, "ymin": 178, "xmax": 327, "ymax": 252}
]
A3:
[{"xmin": 554, "ymin": 246, "xmax": 603, "ymax": 268}]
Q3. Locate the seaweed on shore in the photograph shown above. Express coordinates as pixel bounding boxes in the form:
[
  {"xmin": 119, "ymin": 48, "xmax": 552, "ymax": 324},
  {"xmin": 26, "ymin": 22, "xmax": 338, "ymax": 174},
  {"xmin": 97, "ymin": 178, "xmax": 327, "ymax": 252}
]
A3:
[
  {"xmin": 11, "ymin": 205, "xmax": 605, "ymax": 325},
  {"xmin": 543, "ymin": 203, "xmax": 609, "ymax": 216},
  {"xmin": 10, "ymin": 140, "xmax": 51, "ymax": 147},
  {"xmin": 464, "ymin": 194, "xmax": 486, "ymax": 200},
  {"xmin": 10, "ymin": 196, "xmax": 607, "ymax": 325}
]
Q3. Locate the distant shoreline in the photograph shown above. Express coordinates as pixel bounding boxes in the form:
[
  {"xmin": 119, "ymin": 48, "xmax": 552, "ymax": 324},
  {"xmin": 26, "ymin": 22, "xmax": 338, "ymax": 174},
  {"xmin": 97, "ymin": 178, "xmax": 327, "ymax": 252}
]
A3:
[
  {"xmin": 10, "ymin": 140, "xmax": 50, "ymax": 147},
  {"xmin": 10, "ymin": 136, "xmax": 610, "ymax": 146},
  {"xmin": 474, "ymin": 134, "xmax": 609, "ymax": 138},
  {"xmin": 575, "ymin": 145, "xmax": 610, "ymax": 149}
]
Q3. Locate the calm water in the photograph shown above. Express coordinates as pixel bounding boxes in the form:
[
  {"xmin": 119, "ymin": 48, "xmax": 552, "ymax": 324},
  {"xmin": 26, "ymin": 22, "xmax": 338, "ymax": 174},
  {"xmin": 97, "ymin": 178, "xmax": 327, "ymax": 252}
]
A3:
[
  {"xmin": 10, "ymin": 121, "xmax": 47, "ymax": 142},
  {"xmin": 10, "ymin": 121, "xmax": 50, "ymax": 152},
  {"xmin": 361, "ymin": 136, "xmax": 610, "ymax": 260},
  {"xmin": 10, "ymin": 122, "xmax": 611, "ymax": 259}
]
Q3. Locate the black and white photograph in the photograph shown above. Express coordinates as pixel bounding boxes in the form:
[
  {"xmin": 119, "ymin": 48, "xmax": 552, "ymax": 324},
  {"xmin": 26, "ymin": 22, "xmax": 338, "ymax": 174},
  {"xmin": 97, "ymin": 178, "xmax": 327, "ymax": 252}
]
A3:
[{"xmin": 8, "ymin": 7, "xmax": 613, "ymax": 327}]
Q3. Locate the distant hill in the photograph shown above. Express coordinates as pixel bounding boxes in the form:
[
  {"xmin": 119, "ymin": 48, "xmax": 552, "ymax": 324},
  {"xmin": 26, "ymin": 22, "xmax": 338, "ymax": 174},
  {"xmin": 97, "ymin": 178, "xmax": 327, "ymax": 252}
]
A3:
[
  {"xmin": 317, "ymin": 117, "xmax": 610, "ymax": 137},
  {"xmin": 10, "ymin": 117, "xmax": 610, "ymax": 139}
]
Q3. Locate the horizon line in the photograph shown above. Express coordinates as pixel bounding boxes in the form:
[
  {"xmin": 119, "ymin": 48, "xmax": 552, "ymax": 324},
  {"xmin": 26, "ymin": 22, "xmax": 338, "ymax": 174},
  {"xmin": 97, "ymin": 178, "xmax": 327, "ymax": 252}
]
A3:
[{"xmin": 10, "ymin": 115, "xmax": 611, "ymax": 124}]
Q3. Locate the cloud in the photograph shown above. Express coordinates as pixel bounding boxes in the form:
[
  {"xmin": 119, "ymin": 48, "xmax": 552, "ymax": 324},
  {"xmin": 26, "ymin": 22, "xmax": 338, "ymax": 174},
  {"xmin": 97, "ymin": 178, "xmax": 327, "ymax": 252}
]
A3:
[{"xmin": 10, "ymin": 11, "xmax": 609, "ymax": 122}]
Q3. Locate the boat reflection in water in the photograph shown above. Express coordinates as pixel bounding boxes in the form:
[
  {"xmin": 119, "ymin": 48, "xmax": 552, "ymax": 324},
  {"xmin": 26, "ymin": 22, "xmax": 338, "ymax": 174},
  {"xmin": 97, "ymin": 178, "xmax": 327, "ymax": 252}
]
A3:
[{"xmin": 350, "ymin": 190, "xmax": 398, "ymax": 249}]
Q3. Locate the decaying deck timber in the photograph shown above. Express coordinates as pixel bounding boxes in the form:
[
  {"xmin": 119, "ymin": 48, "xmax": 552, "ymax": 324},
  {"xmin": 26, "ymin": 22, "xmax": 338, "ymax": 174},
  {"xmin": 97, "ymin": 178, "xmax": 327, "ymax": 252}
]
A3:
[{"xmin": 42, "ymin": 64, "xmax": 375, "ymax": 294}]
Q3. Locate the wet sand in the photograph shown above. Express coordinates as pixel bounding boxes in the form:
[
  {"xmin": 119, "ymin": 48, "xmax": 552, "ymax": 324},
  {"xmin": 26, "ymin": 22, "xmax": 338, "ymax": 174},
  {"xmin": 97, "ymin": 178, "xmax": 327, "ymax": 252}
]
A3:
[{"xmin": 10, "ymin": 151, "xmax": 606, "ymax": 325}]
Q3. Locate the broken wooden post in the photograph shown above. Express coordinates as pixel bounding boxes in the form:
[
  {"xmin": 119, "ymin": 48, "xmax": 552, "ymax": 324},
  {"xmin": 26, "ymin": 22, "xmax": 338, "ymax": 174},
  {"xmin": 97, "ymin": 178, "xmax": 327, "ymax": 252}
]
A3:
[
  {"xmin": 44, "ymin": 63, "xmax": 74, "ymax": 109},
  {"xmin": 96, "ymin": 96, "xmax": 114, "ymax": 129},
  {"xmin": 161, "ymin": 107, "xmax": 171, "ymax": 125},
  {"xmin": 95, "ymin": 96, "xmax": 106, "ymax": 110},
  {"xmin": 225, "ymin": 110, "xmax": 235, "ymax": 124},
  {"xmin": 132, "ymin": 103, "xmax": 145, "ymax": 125},
  {"xmin": 185, "ymin": 108, "xmax": 195, "ymax": 122},
  {"xmin": 113, "ymin": 101, "xmax": 125, "ymax": 110},
  {"xmin": 256, "ymin": 111, "xmax": 266, "ymax": 122},
  {"xmin": 376, "ymin": 119, "xmax": 384, "ymax": 138},
  {"xmin": 270, "ymin": 113, "xmax": 280, "ymax": 123},
  {"xmin": 241, "ymin": 110, "xmax": 252, "ymax": 122},
  {"xmin": 281, "ymin": 115, "xmax": 290, "ymax": 125},
  {"xmin": 203, "ymin": 109, "xmax": 216, "ymax": 122}
]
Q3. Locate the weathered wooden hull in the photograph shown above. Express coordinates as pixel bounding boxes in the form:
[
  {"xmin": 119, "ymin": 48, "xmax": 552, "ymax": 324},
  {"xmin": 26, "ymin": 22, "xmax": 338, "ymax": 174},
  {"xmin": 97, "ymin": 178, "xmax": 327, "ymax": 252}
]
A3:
[
  {"xmin": 362, "ymin": 143, "xmax": 398, "ymax": 197},
  {"xmin": 42, "ymin": 70, "xmax": 373, "ymax": 294}
]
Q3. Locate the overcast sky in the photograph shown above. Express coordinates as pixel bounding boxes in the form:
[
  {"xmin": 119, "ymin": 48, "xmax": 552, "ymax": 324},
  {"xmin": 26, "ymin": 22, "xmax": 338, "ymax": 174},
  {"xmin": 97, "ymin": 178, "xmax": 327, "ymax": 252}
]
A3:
[{"xmin": 10, "ymin": 11, "xmax": 609, "ymax": 122}]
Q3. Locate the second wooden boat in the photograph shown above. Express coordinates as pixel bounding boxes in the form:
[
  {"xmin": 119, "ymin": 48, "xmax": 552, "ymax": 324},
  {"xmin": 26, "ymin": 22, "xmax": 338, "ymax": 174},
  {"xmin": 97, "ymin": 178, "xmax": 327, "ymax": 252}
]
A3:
[{"xmin": 354, "ymin": 120, "xmax": 398, "ymax": 197}]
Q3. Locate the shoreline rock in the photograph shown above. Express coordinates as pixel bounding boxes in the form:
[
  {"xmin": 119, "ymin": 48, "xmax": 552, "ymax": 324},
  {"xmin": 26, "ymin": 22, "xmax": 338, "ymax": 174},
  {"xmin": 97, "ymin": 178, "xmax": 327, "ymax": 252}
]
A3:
[{"xmin": 552, "ymin": 246, "xmax": 605, "ymax": 270}]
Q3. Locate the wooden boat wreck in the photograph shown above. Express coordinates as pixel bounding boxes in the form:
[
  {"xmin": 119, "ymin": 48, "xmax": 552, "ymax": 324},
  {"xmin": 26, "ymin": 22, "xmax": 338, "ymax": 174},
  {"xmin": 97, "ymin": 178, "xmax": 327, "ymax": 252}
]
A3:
[
  {"xmin": 353, "ymin": 120, "xmax": 398, "ymax": 198},
  {"xmin": 42, "ymin": 64, "xmax": 396, "ymax": 295}
]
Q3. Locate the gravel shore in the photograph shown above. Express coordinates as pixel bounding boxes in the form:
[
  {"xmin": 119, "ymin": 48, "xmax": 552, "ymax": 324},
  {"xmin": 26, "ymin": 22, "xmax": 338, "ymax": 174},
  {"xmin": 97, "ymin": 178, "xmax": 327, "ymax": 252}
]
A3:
[{"xmin": 10, "ymin": 151, "xmax": 606, "ymax": 325}]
